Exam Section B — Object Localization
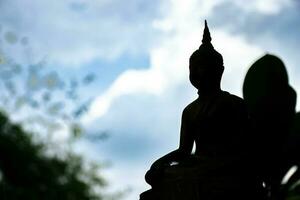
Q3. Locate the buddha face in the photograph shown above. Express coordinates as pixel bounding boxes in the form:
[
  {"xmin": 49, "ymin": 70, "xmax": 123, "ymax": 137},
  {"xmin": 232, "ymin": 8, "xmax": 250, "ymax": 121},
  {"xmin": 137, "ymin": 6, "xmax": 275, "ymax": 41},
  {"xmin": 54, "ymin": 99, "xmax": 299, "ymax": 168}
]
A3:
[{"xmin": 189, "ymin": 59, "xmax": 224, "ymax": 92}]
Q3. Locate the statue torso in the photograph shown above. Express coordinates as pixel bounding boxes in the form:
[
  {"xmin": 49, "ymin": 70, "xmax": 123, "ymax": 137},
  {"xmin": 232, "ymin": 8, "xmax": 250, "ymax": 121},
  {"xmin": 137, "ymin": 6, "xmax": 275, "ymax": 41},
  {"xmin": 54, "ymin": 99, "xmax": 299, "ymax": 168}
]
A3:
[{"xmin": 183, "ymin": 91, "xmax": 250, "ymax": 157}]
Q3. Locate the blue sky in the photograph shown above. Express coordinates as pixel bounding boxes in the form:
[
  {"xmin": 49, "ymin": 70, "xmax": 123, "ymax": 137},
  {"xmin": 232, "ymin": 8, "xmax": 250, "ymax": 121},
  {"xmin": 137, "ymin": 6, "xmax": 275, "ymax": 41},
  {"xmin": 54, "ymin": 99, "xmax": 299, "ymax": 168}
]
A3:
[{"xmin": 1, "ymin": 0, "xmax": 300, "ymax": 199}]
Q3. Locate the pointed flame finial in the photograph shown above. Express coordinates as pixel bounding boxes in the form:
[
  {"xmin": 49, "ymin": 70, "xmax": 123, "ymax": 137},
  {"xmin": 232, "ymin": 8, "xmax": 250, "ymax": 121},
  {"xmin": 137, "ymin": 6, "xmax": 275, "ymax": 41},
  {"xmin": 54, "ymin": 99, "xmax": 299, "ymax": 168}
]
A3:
[{"xmin": 201, "ymin": 20, "xmax": 212, "ymax": 45}]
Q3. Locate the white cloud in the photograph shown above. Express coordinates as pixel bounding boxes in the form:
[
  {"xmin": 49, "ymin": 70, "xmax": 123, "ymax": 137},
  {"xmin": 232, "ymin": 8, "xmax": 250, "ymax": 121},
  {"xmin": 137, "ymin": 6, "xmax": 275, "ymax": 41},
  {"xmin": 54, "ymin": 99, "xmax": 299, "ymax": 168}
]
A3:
[
  {"xmin": 83, "ymin": 68, "xmax": 166, "ymax": 121},
  {"xmin": 0, "ymin": 0, "xmax": 162, "ymax": 67},
  {"xmin": 1, "ymin": 0, "xmax": 291, "ymax": 67},
  {"xmin": 232, "ymin": 0, "xmax": 293, "ymax": 14}
]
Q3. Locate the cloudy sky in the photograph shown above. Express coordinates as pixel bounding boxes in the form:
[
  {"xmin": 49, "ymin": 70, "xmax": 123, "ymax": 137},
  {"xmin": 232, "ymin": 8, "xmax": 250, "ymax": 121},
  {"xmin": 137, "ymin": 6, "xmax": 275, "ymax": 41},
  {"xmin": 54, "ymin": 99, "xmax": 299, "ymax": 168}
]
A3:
[{"xmin": 1, "ymin": 0, "xmax": 300, "ymax": 199}]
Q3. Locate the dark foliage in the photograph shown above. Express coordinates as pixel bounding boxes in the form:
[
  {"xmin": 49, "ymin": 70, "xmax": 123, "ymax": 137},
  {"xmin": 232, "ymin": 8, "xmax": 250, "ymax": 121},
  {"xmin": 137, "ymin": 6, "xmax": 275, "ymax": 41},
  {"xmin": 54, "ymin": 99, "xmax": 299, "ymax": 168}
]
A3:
[{"xmin": 0, "ymin": 112, "xmax": 105, "ymax": 200}]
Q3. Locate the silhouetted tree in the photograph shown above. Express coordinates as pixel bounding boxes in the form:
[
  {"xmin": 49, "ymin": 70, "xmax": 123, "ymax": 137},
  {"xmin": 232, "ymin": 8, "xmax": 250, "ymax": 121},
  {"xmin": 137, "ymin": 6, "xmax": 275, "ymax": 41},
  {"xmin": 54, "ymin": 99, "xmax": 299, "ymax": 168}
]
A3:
[{"xmin": 0, "ymin": 112, "xmax": 106, "ymax": 200}]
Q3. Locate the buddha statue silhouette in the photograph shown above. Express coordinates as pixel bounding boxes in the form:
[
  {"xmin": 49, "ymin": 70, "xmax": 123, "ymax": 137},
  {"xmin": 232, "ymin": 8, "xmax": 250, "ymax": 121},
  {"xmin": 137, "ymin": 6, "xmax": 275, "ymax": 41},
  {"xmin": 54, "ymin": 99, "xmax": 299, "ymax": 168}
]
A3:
[{"xmin": 140, "ymin": 21, "xmax": 265, "ymax": 200}]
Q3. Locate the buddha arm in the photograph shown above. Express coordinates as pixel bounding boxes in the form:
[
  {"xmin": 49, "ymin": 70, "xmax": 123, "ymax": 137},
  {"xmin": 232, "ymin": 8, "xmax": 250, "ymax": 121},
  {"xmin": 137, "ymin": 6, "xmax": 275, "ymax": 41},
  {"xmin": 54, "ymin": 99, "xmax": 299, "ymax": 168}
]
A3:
[
  {"xmin": 151, "ymin": 109, "xmax": 194, "ymax": 169},
  {"xmin": 178, "ymin": 108, "xmax": 194, "ymax": 155}
]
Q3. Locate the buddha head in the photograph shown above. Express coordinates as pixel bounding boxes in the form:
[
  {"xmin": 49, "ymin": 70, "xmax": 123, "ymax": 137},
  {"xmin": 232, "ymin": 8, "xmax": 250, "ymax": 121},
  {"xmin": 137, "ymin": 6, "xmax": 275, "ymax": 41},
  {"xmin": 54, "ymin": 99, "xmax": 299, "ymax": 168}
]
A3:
[{"xmin": 189, "ymin": 20, "xmax": 224, "ymax": 93}]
